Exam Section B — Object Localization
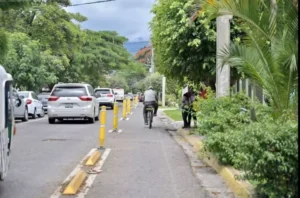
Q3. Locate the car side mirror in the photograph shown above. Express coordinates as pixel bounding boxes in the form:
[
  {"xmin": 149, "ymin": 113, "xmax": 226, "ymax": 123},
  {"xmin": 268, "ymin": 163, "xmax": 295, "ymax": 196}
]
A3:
[{"xmin": 16, "ymin": 98, "xmax": 22, "ymax": 107}]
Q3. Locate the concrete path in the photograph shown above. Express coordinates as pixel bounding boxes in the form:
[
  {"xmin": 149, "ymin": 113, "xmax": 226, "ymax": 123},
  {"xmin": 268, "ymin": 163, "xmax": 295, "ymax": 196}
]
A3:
[{"xmin": 85, "ymin": 105, "xmax": 208, "ymax": 198}]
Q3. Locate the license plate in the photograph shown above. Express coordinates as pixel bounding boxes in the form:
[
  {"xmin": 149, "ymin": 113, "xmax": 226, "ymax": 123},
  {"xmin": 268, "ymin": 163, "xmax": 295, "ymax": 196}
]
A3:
[{"xmin": 65, "ymin": 103, "xmax": 73, "ymax": 108}]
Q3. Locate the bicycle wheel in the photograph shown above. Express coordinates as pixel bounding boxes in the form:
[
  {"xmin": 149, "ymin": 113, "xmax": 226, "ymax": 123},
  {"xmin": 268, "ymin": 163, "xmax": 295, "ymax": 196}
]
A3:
[{"xmin": 148, "ymin": 110, "xmax": 153, "ymax": 129}]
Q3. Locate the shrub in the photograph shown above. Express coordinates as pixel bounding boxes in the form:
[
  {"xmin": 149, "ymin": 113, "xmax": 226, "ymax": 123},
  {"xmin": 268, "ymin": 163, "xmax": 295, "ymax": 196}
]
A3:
[
  {"xmin": 204, "ymin": 116, "xmax": 298, "ymax": 197},
  {"xmin": 195, "ymin": 90, "xmax": 270, "ymax": 135},
  {"xmin": 165, "ymin": 94, "xmax": 177, "ymax": 107}
]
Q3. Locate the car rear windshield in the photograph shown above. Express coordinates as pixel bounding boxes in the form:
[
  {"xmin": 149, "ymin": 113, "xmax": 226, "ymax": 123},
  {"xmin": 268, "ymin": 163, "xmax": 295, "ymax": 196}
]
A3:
[
  {"xmin": 95, "ymin": 89, "xmax": 111, "ymax": 94},
  {"xmin": 51, "ymin": 86, "xmax": 87, "ymax": 97},
  {"xmin": 38, "ymin": 93, "xmax": 50, "ymax": 100},
  {"xmin": 18, "ymin": 92, "xmax": 29, "ymax": 98}
]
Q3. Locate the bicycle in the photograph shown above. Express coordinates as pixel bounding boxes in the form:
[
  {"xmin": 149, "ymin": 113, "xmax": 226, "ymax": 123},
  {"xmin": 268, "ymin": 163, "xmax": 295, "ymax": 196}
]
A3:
[{"xmin": 145, "ymin": 105, "xmax": 154, "ymax": 129}]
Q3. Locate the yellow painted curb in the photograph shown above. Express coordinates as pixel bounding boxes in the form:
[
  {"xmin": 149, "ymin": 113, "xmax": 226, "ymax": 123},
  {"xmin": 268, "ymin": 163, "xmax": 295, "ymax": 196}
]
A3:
[
  {"xmin": 63, "ymin": 169, "xmax": 87, "ymax": 195},
  {"xmin": 85, "ymin": 150, "xmax": 101, "ymax": 166},
  {"xmin": 182, "ymin": 134, "xmax": 254, "ymax": 198}
]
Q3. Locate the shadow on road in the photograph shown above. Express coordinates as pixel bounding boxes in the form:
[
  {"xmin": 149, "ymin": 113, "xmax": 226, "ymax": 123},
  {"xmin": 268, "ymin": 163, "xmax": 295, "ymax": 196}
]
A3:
[{"xmin": 54, "ymin": 119, "xmax": 94, "ymax": 125}]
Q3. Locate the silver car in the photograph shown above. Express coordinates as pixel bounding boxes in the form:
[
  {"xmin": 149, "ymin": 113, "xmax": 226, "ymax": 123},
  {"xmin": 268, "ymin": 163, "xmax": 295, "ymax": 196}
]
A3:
[
  {"xmin": 95, "ymin": 88, "xmax": 116, "ymax": 110},
  {"xmin": 38, "ymin": 92, "xmax": 50, "ymax": 113},
  {"xmin": 12, "ymin": 89, "xmax": 28, "ymax": 122}
]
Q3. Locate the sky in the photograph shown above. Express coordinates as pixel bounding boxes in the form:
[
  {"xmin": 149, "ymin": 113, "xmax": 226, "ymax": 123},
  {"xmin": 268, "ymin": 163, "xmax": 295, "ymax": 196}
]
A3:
[{"xmin": 66, "ymin": 0, "xmax": 156, "ymax": 42}]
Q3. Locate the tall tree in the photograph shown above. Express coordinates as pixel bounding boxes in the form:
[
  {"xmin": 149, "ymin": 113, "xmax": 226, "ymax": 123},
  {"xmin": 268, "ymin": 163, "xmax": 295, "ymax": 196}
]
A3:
[
  {"xmin": 202, "ymin": 0, "xmax": 298, "ymax": 117},
  {"xmin": 150, "ymin": 0, "xmax": 244, "ymax": 88}
]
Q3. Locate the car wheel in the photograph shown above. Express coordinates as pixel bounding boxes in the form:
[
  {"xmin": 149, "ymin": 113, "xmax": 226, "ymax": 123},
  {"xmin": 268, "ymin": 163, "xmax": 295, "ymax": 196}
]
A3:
[
  {"xmin": 48, "ymin": 118, "xmax": 55, "ymax": 124},
  {"xmin": 111, "ymin": 104, "xmax": 114, "ymax": 110},
  {"xmin": 32, "ymin": 108, "xmax": 37, "ymax": 119},
  {"xmin": 38, "ymin": 109, "xmax": 45, "ymax": 118},
  {"xmin": 88, "ymin": 111, "xmax": 95, "ymax": 124},
  {"xmin": 95, "ymin": 109, "xmax": 99, "ymax": 121},
  {"xmin": 22, "ymin": 108, "xmax": 29, "ymax": 122}
]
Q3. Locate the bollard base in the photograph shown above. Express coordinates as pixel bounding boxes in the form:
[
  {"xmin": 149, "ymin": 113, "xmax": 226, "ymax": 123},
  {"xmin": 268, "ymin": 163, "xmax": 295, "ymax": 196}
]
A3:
[{"xmin": 98, "ymin": 146, "xmax": 105, "ymax": 151}]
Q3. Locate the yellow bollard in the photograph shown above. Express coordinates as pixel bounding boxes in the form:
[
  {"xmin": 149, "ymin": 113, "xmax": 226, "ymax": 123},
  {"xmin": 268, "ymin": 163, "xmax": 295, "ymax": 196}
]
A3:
[
  {"xmin": 113, "ymin": 102, "xmax": 118, "ymax": 131},
  {"xmin": 122, "ymin": 99, "xmax": 127, "ymax": 119},
  {"xmin": 127, "ymin": 98, "xmax": 131, "ymax": 115},
  {"xmin": 99, "ymin": 106, "xmax": 106, "ymax": 148}
]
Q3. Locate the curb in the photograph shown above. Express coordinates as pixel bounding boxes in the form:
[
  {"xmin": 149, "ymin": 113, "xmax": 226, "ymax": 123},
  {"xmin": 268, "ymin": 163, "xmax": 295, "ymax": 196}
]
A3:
[
  {"xmin": 180, "ymin": 132, "xmax": 254, "ymax": 198},
  {"xmin": 160, "ymin": 110, "xmax": 254, "ymax": 198},
  {"xmin": 85, "ymin": 150, "xmax": 102, "ymax": 166},
  {"xmin": 63, "ymin": 169, "xmax": 87, "ymax": 195}
]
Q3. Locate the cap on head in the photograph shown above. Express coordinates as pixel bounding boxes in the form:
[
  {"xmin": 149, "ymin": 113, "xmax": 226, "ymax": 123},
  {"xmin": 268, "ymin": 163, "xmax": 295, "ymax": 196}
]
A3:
[{"xmin": 148, "ymin": 86, "xmax": 153, "ymax": 90}]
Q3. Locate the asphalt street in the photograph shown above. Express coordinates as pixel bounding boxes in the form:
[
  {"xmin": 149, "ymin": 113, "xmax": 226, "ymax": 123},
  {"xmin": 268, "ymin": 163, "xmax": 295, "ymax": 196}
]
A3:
[{"xmin": 0, "ymin": 103, "xmax": 208, "ymax": 198}]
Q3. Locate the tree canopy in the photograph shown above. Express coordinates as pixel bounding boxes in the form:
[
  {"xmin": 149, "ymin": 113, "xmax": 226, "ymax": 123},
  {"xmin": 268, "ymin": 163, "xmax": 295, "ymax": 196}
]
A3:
[
  {"xmin": 150, "ymin": 0, "xmax": 244, "ymax": 88},
  {"xmin": 0, "ymin": 1, "xmax": 145, "ymax": 92}
]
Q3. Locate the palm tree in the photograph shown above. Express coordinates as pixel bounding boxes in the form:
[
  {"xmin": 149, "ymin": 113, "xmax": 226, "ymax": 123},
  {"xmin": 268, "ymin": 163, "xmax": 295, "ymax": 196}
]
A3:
[{"xmin": 201, "ymin": 0, "xmax": 298, "ymax": 118}]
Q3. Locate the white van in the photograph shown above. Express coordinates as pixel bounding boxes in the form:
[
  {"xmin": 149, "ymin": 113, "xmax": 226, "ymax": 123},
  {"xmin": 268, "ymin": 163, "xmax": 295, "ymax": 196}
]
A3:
[
  {"xmin": 113, "ymin": 88, "xmax": 125, "ymax": 101},
  {"xmin": 0, "ymin": 65, "xmax": 16, "ymax": 180}
]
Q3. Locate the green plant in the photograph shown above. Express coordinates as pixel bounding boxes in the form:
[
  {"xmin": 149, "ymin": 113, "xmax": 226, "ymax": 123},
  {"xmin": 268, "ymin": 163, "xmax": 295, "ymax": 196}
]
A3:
[
  {"xmin": 204, "ymin": 115, "xmax": 298, "ymax": 198},
  {"xmin": 202, "ymin": 0, "xmax": 298, "ymax": 117},
  {"xmin": 166, "ymin": 94, "xmax": 177, "ymax": 107},
  {"xmin": 195, "ymin": 90, "xmax": 270, "ymax": 135}
]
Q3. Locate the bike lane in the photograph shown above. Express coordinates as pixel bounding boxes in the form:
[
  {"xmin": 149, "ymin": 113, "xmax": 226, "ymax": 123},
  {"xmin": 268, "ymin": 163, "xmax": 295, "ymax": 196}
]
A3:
[{"xmin": 83, "ymin": 104, "xmax": 209, "ymax": 198}]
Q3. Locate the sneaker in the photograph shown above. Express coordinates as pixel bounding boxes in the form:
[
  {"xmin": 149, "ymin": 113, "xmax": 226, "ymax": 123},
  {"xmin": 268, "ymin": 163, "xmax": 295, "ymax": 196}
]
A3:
[{"xmin": 145, "ymin": 122, "xmax": 148, "ymax": 125}]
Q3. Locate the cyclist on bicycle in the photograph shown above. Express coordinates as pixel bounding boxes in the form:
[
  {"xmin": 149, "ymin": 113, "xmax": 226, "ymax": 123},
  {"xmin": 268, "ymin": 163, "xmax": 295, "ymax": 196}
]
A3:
[{"xmin": 143, "ymin": 86, "xmax": 158, "ymax": 125}]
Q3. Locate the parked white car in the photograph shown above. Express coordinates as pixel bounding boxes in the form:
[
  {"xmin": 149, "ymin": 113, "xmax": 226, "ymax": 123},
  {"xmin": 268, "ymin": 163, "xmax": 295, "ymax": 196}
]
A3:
[
  {"xmin": 94, "ymin": 88, "xmax": 116, "ymax": 109},
  {"xmin": 18, "ymin": 91, "xmax": 44, "ymax": 119},
  {"xmin": 12, "ymin": 89, "xmax": 28, "ymax": 122},
  {"xmin": 47, "ymin": 83, "xmax": 99, "ymax": 124}
]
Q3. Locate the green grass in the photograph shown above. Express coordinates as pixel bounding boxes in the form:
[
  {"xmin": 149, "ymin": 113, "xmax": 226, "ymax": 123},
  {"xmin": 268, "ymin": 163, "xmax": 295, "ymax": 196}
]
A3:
[{"xmin": 163, "ymin": 109, "xmax": 182, "ymax": 121}]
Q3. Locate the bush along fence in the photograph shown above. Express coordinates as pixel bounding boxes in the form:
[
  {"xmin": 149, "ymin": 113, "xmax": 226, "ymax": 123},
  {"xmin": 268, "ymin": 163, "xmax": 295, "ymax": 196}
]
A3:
[{"xmin": 192, "ymin": 88, "xmax": 298, "ymax": 198}]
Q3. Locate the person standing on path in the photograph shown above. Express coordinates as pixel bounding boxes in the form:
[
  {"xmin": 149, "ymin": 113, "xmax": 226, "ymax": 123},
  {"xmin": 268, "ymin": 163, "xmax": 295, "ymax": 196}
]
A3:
[
  {"xmin": 181, "ymin": 90, "xmax": 192, "ymax": 128},
  {"xmin": 190, "ymin": 89, "xmax": 198, "ymax": 127}
]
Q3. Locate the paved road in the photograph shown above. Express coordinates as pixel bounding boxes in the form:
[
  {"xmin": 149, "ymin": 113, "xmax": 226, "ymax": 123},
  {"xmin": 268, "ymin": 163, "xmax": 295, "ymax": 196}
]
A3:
[{"xmin": 0, "ymin": 104, "xmax": 208, "ymax": 198}]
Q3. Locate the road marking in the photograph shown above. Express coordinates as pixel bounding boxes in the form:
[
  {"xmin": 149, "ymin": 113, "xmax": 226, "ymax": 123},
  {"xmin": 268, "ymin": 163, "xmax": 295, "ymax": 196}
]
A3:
[
  {"xmin": 109, "ymin": 129, "xmax": 123, "ymax": 133},
  {"xmin": 76, "ymin": 149, "xmax": 111, "ymax": 198},
  {"xmin": 50, "ymin": 148, "xmax": 97, "ymax": 198}
]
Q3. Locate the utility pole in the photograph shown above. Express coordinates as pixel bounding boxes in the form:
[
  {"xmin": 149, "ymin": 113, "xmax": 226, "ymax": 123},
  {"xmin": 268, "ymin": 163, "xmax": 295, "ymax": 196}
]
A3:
[
  {"xmin": 162, "ymin": 76, "xmax": 166, "ymax": 107},
  {"xmin": 216, "ymin": 15, "xmax": 232, "ymax": 97},
  {"xmin": 150, "ymin": 47, "xmax": 155, "ymax": 73}
]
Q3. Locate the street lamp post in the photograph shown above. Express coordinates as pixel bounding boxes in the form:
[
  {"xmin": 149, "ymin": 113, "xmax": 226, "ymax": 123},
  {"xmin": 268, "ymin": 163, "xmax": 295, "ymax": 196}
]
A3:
[{"xmin": 162, "ymin": 76, "xmax": 166, "ymax": 107}]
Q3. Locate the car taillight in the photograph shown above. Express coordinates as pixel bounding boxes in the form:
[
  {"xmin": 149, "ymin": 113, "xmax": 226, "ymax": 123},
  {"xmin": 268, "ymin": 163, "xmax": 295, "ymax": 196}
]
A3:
[
  {"xmin": 79, "ymin": 96, "xmax": 93, "ymax": 101},
  {"xmin": 107, "ymin": 94, "xmax": 113, "ymax": 97},
  {"xmin": 26, "ymin": 99, "xmax": 32, "ymax": 104},
  {"xmin": 48, "ymin": 96, "xmax": 60, "ymax": 101}
]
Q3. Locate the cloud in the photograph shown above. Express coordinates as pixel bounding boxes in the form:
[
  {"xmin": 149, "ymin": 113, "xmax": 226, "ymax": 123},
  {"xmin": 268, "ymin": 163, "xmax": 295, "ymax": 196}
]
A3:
[{"xmin": 66, "ymin": 0, "xmax": 155, "ymax": 41}]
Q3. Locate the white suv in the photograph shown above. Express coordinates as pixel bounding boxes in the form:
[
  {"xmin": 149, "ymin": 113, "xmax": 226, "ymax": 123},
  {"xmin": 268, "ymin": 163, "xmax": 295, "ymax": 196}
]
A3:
[
  {"xmin": 94, "ymin": 88, "xmax": 116, "ymax": 109},
  {"xmin": 48, "ymin": 83, "xmax": 99, "ymax": 124}
]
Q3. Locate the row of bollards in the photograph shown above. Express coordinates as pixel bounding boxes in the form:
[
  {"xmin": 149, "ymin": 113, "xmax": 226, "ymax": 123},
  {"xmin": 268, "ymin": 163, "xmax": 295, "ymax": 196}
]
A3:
[{"xmin": 99, "ymin": 96, "xmax": 139, "ymax": 149}]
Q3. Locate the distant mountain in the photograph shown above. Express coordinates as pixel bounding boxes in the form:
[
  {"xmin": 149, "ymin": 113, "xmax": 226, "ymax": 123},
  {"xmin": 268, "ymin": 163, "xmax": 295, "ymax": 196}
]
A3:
[{"xmin": 124, "ymin": 41, "xmax": 150, "ymax": 56}]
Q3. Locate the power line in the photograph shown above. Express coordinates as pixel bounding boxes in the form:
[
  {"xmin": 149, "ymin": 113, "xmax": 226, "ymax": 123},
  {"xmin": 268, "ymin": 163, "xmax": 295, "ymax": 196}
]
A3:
[{"xmin": 69, "ymin": 0, "xmax": 115, "ymax": 7}]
